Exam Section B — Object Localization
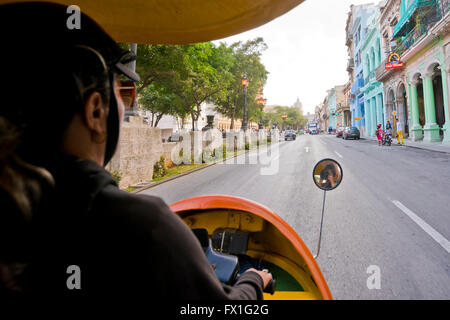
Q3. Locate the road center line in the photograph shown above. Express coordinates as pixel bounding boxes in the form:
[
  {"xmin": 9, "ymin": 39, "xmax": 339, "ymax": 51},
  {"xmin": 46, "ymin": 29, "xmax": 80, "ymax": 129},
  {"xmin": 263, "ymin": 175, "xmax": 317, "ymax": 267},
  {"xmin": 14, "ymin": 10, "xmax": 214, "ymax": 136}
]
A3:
[
  {"xmin": 334, "ymin": 151, "xmax": 343, "ymax": 158},
  {"xmin": 392, "ymin": 200, "xmax": 450, "ymax": 254},
  {"xmin": 305, "ymin": 147, "xmax": 309, "ymax": 153}
]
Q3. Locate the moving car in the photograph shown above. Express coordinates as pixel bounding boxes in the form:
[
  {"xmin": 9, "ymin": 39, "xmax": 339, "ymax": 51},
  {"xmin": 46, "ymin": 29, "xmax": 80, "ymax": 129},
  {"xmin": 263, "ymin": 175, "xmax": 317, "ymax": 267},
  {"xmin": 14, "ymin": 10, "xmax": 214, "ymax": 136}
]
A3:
[
  {"xmin": 336, "ymin": 127, "xmax": 344, "ymax": 138},
  {"xmin": 343, "ymin": 127, "xmax": 360, "ymax": 140},
  {"xmin": 285, "ymin": 130, "xmax": 296, "ymax": 141}
]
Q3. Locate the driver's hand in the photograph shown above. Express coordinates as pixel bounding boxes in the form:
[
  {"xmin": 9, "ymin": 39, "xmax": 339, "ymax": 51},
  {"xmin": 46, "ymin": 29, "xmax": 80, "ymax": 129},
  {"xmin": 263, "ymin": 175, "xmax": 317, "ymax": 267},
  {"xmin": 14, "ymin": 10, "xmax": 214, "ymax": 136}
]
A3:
[{"xmin": 245, "ymin": 268, "xmax": 273, "ymax": 288}]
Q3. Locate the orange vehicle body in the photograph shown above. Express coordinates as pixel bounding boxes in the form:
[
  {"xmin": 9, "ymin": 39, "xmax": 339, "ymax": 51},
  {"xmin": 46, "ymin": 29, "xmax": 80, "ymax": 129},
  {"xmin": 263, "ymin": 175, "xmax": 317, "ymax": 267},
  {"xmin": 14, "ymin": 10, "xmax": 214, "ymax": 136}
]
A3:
[{"xmin": 171, "ymin": 195, "xmax": 332, "ymax": 300}]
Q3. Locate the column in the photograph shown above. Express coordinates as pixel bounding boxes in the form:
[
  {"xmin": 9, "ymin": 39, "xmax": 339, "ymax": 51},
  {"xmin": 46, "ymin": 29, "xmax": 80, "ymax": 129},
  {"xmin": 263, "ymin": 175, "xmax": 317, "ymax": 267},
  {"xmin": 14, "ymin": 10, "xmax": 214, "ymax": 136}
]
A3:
[
  {"xmin": 365, "ymin": 99, "xmax": 371, "ymax": 136},
  {"xmin": 409, "ymin": 79, "xmax": 423, "ymax": 141},
  {"xmin": 371, "ymin": 96, "xmax": 377, "ymax": 135},
  {"xmin": 441, "ymin": 66, "xmax": 450, "ymax": 144},
  {"xmin": 422, "ymin": 71, "xmax": 441, "ymax": 142},
  {"xmin": 376, "ymin": 93, "xmax": 383, "ymax": 129}
]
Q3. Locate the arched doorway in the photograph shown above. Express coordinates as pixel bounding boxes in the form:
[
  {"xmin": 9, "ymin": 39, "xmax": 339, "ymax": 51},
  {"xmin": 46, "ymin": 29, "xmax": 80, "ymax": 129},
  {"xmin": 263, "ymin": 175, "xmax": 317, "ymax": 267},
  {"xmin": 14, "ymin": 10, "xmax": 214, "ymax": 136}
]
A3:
[
  {"xmin": 387, "ymin": 89, "xmax": 396, "ymax": 126},
  {"xmin": 431, "ymin": 65, "xmax": 445, "ymax": 138},
  {"xmin": 397, "ymin": 83, "xmax": 409, "ymax": 137},
  {"xmin": 416, "ymin": 78, "xmax": 425, "ymax": 127}
]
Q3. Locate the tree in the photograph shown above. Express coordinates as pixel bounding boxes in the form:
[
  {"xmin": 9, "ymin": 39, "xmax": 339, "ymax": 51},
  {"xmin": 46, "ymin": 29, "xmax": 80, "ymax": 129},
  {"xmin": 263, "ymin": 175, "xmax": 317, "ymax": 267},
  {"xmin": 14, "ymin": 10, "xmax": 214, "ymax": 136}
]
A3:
[
  {"xmin": 264, "ymin": 106, "xmax": 307, "ymax": 130},
  {"xmin": 212, "ymin": 38, "xmax": 268, "ymax": 129},
  {"xmin": 138, "ymin": 82, "xmax": 186, "ymax": 127},
  {"xmin": 169, "ymin": 42, "xmax": 234, "ymax": 131},
  {"xmin": 134, "ymin": 44, "xmax": 188, "ymax": 94}
]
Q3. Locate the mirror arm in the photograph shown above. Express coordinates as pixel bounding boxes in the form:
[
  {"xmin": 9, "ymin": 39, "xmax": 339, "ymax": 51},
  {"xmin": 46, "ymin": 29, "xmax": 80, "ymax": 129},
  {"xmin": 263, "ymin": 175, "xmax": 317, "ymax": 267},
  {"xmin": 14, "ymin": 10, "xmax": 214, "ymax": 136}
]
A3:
[{"xmin": 313, "ymin": 190, "xmax": 327, "ymax": 259}]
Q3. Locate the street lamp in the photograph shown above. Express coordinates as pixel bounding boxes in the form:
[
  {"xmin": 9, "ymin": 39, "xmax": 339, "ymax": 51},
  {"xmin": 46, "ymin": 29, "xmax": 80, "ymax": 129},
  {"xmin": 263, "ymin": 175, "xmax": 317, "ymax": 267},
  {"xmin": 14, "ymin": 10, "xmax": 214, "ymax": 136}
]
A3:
[
  {"xmin": 281, "ymin": 113, "xmax": 288, "ymax": 130},
  {"xmin": 241, "ymin": 74, "xmax": 249, "ymax": 131},
  {"xmin": 257, "ymin": 96, "xmax": 267, "ymax": 130}
]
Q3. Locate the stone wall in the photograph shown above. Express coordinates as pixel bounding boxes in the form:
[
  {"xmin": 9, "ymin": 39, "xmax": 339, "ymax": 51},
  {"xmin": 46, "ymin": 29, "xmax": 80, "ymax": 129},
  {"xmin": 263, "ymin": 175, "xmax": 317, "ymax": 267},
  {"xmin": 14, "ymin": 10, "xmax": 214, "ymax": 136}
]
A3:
[
  {"xmin": 162, "ymin": 142, "xmax": 177, "ymax": 167},
  {"xmin": 106, "ymin": 116, "xmax": 165, "ymax": 189}
]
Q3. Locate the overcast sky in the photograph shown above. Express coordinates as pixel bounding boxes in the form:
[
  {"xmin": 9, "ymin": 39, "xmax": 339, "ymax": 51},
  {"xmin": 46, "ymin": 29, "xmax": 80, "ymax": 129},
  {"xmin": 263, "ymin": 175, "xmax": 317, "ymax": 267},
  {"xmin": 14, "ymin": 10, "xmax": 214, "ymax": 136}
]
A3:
[{"xmin": 214, "ymin": 0, "xmax": 379, "ymax": 115}]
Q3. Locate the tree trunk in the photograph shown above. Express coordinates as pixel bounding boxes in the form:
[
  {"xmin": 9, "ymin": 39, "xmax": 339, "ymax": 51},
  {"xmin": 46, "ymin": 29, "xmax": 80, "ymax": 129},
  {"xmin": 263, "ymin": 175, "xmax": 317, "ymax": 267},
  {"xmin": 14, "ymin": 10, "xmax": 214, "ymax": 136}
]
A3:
[
  {"xmin": 191, "ymin": 111, "xmax": 195, "ymax": 131},
  {"xmin": 154, "ymin": 113, "xmax": 164, "ymax": 127},
  {"xmin": 230, "ymin": 107, "xmax": 235, "ymax": 130}
]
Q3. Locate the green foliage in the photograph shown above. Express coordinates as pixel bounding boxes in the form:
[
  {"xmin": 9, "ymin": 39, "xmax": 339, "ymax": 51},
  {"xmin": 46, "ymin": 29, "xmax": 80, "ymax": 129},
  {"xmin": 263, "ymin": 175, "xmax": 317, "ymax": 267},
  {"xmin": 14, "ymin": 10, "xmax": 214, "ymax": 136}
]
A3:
[
  {"xmin": 110, "ymin": 170, "xmax": 122, "ymax": 183},
  {"xmin": 130, "ymin": 38, "xmax": 268, "ymax": 130},
  {"xmin": 212, "ymin": 38, "xmax": 269, "ymax": 129},
  {"xmin": 152, "ymin": 156, "xmax": 168, "ymax": 179},
  {"xmin": 264, "ymin": 106, "xmax": 307, "ymax": 130}
]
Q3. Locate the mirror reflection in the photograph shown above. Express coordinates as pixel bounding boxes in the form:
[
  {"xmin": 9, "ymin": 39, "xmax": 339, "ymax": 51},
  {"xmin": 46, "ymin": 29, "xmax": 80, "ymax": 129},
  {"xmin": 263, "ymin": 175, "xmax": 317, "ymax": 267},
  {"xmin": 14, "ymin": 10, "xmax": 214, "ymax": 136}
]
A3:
[{"xmin": 313, "ymin": 159, "xmax": 343, "ymax": 191}]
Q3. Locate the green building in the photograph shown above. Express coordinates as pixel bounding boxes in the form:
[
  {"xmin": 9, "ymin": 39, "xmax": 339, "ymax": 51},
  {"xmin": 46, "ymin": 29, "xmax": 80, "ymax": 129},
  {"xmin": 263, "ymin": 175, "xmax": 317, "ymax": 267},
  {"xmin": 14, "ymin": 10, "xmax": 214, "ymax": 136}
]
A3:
[{"xmin": 361, "ymin": 5, "xmax": 385, "ymax": 137}]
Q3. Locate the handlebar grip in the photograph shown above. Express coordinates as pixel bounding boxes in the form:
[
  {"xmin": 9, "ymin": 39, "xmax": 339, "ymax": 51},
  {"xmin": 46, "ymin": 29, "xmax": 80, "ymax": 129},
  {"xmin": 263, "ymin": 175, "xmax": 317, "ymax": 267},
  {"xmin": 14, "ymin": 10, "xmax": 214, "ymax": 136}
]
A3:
[{"xmin": 263, "ymin": 279, "xmax": 277, "ymax": 295}]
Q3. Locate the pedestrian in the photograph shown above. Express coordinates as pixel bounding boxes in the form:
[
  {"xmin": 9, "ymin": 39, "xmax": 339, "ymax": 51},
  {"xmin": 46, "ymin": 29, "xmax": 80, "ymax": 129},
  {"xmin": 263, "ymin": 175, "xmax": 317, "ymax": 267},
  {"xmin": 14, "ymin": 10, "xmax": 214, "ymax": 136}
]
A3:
[
  {"xmin": 386, "ymin": 120, "xmax": 392, "ymax": 135},
  {"xmin": 396, "ymin": 117, "xmax": 404, "ymax": 145},
  {"xmin": 375, "ymin": 124, "xmax": 383, "ymax": 146},
  {"xmin": 0, "ymin": 2, "xmax": 271, "ymax": 298}
]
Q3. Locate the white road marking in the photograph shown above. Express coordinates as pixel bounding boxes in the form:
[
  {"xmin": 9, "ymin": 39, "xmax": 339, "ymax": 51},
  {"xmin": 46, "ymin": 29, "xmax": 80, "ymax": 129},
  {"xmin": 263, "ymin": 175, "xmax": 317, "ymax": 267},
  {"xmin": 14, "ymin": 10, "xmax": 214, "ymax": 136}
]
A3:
[
  {"xmin": 335, "ymin": 151, "xmax": 343, "ymax": 158},
  {"xmin": 305, "ymin": 147, "xmax": 309, "ymax": 153},
  {"xmin": 392, "ymin": 200, "xmax": 450, "ymax": 254}
]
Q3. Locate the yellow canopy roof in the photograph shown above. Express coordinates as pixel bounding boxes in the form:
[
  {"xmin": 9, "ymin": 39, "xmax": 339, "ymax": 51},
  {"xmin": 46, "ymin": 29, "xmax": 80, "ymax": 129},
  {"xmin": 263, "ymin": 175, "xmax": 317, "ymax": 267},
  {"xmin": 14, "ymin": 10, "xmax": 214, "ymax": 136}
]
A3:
[{"xmin": 0, "ymin": 0, "xmax": 304, "ymax": 44}]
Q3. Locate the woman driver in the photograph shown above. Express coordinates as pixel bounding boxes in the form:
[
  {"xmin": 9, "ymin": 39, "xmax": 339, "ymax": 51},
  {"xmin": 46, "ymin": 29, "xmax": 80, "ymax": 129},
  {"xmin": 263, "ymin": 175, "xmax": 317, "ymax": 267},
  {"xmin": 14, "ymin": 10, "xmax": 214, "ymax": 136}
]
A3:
[{"xmin": 0, "ymin": 2, "xmax": 271, "ymax": 297}]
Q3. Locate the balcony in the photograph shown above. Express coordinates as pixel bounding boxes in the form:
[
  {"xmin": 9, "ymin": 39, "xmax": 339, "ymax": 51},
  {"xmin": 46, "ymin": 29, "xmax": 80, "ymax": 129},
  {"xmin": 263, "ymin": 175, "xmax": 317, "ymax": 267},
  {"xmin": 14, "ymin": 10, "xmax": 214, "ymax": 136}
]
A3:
[
  {"xmin": 376, "ymin": 57, "xmax": 402, "ymax": 81},
  {"xmin": 392, "ymin": 0, "xmax": 437, "ymax": 38},
  {"xmin": 351, "ymin": 77, "xmax": 364, "ymax": 96},
  {"xmin": 364, "ymin": 71, "xmax": 375, "ymax": 88},
  {"xmin": 392, "ymin": 5, "xmax": 442, "ymax": 52}
]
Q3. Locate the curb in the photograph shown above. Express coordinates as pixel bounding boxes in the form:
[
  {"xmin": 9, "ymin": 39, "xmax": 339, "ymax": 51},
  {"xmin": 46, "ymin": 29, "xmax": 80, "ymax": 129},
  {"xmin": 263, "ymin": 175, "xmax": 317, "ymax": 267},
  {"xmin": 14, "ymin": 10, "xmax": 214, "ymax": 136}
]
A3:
[
  {"xmin": 132, "ymin": 147, "xmax": 258, "ymax": 194},
  {"xmin": 358, "ymin": 136, "xmax": 450, "ymax": 154},
  {"xmin": 133, "ymin": 161, "xmax": 217, "ymax": 194}
]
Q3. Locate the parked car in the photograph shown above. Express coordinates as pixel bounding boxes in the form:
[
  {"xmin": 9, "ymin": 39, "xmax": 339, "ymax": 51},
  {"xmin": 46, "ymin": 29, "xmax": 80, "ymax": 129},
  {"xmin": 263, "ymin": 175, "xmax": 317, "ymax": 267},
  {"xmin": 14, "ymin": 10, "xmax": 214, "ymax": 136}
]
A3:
[
  {"xmin": 168, "ymin": 133, "xmax": 183, "ymax": 142},
  {"xmin": 284, "ymin": 129, "xmax": 296, "ymax": 141},
  {"xmin": 343, "ymin": 126, "xmax": 360, "ymax": 140},
  {"xmin": 336, "ymin": 127, "xmax": 344, "ymax": 138}
]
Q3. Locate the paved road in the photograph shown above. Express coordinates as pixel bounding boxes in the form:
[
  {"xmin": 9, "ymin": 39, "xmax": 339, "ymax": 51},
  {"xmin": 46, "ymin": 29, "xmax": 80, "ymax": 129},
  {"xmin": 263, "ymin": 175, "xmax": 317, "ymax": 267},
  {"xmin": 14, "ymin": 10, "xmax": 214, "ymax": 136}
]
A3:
[{"xmin": 139, "ymin": 134, "xmax": 450, "ymax": 299}]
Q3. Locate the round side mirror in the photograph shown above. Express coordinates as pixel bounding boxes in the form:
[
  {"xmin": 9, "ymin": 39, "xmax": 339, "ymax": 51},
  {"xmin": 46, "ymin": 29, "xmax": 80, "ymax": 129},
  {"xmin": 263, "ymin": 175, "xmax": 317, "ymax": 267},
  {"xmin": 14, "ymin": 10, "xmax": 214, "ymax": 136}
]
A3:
[{"xmin": 313, "ymin": 159, "xmax": 343, "ymax": 191}]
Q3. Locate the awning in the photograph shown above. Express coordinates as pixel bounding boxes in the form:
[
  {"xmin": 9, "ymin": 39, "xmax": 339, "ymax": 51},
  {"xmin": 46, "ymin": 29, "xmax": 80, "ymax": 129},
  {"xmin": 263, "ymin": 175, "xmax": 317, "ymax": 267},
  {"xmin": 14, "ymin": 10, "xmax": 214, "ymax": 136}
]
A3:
[
  {"xmin": 0, "ymin": 0, "xmax": 304, "ymax": 44},
  {"xmin": 392, "ymin": 0, "xmax": 436, "ymax": 38}
]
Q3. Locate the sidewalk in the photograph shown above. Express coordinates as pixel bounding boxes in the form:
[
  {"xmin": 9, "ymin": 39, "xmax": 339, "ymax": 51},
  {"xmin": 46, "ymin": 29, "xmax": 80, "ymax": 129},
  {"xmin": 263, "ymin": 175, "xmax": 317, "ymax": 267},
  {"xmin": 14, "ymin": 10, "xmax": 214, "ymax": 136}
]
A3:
[{"xmin": 363, "ymin": 136, "xmax": 450, "ymax": 154}]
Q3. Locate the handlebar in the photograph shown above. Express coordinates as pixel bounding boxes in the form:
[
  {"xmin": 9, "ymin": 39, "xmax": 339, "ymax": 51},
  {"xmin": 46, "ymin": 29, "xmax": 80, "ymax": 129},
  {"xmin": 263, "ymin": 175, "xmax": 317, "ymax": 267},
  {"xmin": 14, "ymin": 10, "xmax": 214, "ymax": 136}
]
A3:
[{"xmin": 263, "ymin": 279, "xmax": 277, "ymax": 295}]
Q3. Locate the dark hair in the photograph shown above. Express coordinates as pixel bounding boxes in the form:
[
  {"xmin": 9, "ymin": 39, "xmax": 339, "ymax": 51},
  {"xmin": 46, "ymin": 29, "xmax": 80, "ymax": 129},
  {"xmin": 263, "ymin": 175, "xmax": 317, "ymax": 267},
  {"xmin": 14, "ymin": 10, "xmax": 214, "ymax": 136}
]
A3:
[{"xmin": 0, "ymin": 2, "xmax": 123, "ymax": 294}]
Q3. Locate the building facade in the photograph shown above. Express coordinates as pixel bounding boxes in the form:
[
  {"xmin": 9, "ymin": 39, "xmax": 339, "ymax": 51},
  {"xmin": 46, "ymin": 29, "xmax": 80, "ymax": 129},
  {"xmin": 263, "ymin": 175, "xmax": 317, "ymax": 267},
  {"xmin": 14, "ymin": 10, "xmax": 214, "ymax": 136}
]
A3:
[
  {"xmin": 327, "ymin": 88, "xmax": 337, "ymax": 130},
  {"xmin": 390, "ymin": 0, "xmax": 450, "ymax": 143},
  {"xmin": 376, "ymin": 0, "xmax": 409, "ymax": 137},
  {"xmin": 348, "ymin": 3, "xmax": 378, "ymax": 136},
  {"xmin": 361, "ymin": 4, "xmax": 386, "ymax": 137}
]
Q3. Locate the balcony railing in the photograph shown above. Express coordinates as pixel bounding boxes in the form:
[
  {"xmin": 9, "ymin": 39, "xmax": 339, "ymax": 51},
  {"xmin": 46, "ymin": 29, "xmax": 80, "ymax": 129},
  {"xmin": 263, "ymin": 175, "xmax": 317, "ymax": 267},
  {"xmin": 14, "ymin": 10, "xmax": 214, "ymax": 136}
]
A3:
[
  {"xmin": 392, "ymin": 6, "xmax": 442, "ymax": 57},
  {"xmin": 363, "ymin": 71, "xmax": 376, "ymax": 87},
  {"xmin": 392, "ymin": 22, "xmax": 428, "ymax": 56},
  {"xmin": 393, "ymin": 0, "xmax": 437, "ymax": 37}
]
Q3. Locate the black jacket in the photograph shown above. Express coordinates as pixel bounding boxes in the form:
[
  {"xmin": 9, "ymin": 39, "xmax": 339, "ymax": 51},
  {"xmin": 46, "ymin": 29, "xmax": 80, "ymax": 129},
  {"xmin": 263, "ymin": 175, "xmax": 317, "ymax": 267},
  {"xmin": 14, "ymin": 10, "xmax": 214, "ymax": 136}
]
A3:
[{"xmin": 15, "ymin": 156, "xmax": 263, "ymax": 299}]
